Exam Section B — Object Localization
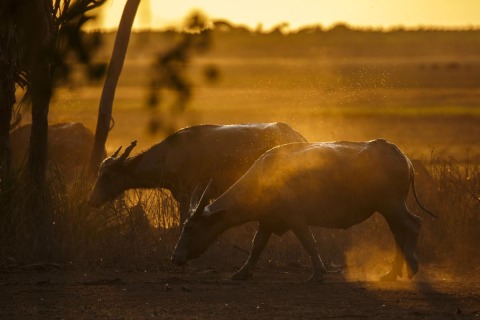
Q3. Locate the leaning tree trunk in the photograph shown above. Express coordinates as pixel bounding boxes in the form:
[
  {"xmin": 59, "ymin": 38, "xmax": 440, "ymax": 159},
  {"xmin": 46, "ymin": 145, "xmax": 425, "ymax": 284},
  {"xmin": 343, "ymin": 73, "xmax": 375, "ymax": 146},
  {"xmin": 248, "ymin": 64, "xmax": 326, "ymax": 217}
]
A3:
[{"xmin": 89, "ymin": 0, "xmax": 141, "ymax": 175}]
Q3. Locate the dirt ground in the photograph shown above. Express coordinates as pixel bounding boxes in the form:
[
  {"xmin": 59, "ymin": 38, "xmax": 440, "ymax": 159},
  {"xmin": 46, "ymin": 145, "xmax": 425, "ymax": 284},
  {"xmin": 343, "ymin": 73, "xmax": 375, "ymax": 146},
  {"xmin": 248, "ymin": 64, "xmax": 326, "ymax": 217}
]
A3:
[{"xmin": 1, "ymin": 266, "xmax": 479, "ymax": 319}]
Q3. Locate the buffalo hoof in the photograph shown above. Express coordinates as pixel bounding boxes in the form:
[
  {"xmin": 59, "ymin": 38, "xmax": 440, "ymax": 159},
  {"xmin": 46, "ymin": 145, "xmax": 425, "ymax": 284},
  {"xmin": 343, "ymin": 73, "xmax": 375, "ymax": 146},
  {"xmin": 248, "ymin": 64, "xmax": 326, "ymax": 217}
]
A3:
[
  {"xmin": 379, "ymin": 270, "xmax": 398, "ymax": 282},
  {"xmin": 407, "ymin": 263, "xmax": 419, "ymax": 279},
  {"xmin": 231, "ymin": 270, "xmax": 253, "ymax": 280}
]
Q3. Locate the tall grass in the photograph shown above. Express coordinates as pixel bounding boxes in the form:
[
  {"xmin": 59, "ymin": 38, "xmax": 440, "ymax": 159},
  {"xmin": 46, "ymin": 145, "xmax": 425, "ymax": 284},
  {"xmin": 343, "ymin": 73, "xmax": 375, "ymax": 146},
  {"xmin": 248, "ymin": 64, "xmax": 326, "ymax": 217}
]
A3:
[
  {"xmin": 0, "ymin": 153, "xmax": 479, "ymax": 278},
  {"xmin": 0, "ymin": 164, "xmax": 179, "ymax": 270},
  {"xmin": 422, "ymin": 153, "xmax": 480, "ymax": 265}
]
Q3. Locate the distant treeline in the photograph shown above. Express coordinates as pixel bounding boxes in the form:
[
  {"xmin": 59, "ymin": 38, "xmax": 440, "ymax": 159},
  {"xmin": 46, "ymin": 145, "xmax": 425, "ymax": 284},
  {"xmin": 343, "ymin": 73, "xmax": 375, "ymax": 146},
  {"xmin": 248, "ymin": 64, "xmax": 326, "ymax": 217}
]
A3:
[{"xmin": 87, "ymin": 21, "xmax": 480, "ymax": 61}]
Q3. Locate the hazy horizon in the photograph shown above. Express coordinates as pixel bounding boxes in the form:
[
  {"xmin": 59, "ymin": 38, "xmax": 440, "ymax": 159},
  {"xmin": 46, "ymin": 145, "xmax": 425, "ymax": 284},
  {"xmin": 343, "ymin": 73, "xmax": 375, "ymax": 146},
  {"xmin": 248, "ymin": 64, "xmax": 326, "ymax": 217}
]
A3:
[{"xmin": 86, "ymin": 0, "xmax": 480, "ymax": 31}]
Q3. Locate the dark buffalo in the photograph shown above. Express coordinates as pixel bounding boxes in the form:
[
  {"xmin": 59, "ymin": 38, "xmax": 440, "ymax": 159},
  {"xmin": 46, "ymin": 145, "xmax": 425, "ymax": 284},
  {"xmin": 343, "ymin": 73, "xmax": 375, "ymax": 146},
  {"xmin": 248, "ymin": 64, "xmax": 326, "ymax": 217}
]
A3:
[
  {"xmin": 87, "ymin": 123, "xmax": 307, "ymax": 222},
  {"xmin": 10, "ymin": 122, "xmax": 102, "ymax": 182}
]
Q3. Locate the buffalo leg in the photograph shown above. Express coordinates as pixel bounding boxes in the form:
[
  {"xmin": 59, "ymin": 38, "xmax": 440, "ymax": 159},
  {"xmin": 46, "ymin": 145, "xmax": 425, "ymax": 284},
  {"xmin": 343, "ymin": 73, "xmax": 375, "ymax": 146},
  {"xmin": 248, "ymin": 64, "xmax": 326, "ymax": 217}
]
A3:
[
  {"xmin": 290, "ymin": 222, "xmax": 327, "ymax": 282},
  {"xmin": 381, "ymin": 204, "xmax": 422, "ymax": 281},
  {"xmin": 403, "ymin": 212, "xmax": 422, "ymax": 278},
  {"xmin": 231, "ymin": 223, "xmax": 272, "ymax": 280},
  {"xmin": 380, "ymin": 230, "xmax": 405, "ymax": 281}
]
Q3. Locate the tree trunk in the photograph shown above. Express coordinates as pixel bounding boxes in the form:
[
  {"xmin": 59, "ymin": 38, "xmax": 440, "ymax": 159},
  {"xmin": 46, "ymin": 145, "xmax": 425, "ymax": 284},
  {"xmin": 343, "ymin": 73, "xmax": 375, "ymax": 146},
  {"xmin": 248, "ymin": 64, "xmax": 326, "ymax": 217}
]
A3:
[
  {"xmin": 27, "ymin": 0, "xmax": 52, "ymax": 188},
  {"xmin": 89, "ymin": 0, "xmax": 141, "ymax": 175},
  {"xmin": 0, "ymin": 0, "xmax": 21, "ymax": 184},
  {"xmin": 15, "ymin": 0, "xmax": 55, "ymax": 260},
  {"xmin": 0, "ymin": 65, "xmax": 15, "ymax": 181},
  {"xmin": 29, "ymin": 66, "xmax": 51, "ymax": 187}
]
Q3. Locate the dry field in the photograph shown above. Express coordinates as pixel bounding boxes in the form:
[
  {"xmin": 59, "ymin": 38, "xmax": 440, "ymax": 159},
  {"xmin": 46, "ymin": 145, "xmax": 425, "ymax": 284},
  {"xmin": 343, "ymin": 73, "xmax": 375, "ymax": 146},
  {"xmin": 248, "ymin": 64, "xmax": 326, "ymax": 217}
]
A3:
[{"xmin": 41, "ymin": 30, "xmax": 480, "ymax": 158}]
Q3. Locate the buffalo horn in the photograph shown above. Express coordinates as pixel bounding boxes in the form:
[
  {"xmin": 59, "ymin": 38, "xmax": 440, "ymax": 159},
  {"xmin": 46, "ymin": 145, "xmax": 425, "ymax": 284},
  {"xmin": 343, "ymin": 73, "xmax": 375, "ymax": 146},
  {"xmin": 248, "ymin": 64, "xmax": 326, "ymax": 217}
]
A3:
[
  {"xmin": 189, "ymin": 183, "xmax": 201, "ymax": 212},
  {"xmin": 194, "ymin": 180, "xmax": 213, "ymax": 216},
  {"xmin": 111, "ymin": 146, "xmax": 122, "ymax": 158},
  {"xmin": 118, "ymin": 140, "xmax": 137, "ymax": 162}
]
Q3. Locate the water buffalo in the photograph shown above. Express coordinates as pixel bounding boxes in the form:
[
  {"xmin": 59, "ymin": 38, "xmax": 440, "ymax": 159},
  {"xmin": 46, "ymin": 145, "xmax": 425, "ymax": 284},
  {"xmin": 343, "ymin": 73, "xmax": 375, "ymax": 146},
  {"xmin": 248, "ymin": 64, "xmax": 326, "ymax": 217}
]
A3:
[
  {"xmin": 172, "ymin": 139, "xmax": 437, "ymax": 281},
  {"xmin": 10, "ymin": 122, "xmax": 102, "ymax": 182},
  {"xmin": 87, "ymin": 123, "xmax": 307, "ymax": 222}
]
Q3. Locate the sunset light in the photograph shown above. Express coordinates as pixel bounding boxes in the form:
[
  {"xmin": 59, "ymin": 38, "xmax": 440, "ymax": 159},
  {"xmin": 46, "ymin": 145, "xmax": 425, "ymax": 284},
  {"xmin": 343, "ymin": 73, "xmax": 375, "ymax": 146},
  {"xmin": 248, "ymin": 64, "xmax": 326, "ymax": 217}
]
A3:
[
  {"xmin": 2, "ymin": 0, "xmax": 480, "ymax": 317},
  {"xmin": 93, "ymin": 0, "xmax": 480, "ymax": 31}
]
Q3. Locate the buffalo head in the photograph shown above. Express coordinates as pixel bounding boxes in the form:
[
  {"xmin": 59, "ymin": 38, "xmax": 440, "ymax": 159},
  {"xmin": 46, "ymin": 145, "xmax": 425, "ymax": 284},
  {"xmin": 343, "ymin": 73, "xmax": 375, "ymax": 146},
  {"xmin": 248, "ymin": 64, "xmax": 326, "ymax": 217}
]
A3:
[
  {"xmin": 88, "ymin": 140, "xmax": 137, "ymax": 208},
  {"xmin": 171, "ymin": 182, "xmax": 227, "ymax": 265}
]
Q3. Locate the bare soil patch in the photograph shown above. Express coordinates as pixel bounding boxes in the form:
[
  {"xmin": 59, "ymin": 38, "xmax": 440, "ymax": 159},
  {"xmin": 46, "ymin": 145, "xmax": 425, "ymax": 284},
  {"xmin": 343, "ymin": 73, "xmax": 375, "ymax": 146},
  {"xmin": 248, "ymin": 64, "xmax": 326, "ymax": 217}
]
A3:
[{"xmin": 1, "ymin": 267, "xmax": 479, "ymax": 319}]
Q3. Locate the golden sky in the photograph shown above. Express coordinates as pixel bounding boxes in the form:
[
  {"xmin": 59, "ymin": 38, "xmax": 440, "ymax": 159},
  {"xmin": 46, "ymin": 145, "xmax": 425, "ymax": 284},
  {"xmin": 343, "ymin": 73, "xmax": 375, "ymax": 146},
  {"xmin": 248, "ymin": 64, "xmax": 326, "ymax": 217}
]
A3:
[{"xmin": 89, "ymin": 0, "xmax": 480, "ymax": 31}]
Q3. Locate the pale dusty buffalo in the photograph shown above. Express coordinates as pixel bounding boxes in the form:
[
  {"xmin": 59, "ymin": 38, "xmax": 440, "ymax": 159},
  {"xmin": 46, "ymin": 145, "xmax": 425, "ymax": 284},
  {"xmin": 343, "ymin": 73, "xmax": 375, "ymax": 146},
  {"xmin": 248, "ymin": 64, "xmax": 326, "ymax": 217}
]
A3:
[
  {"xmin": 87, "ymin": 123, "xmax": 307, "ymax": 222},
  {"xmin": 172, "ymin": 139, "xmax": 437, "ymax": 281}
]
